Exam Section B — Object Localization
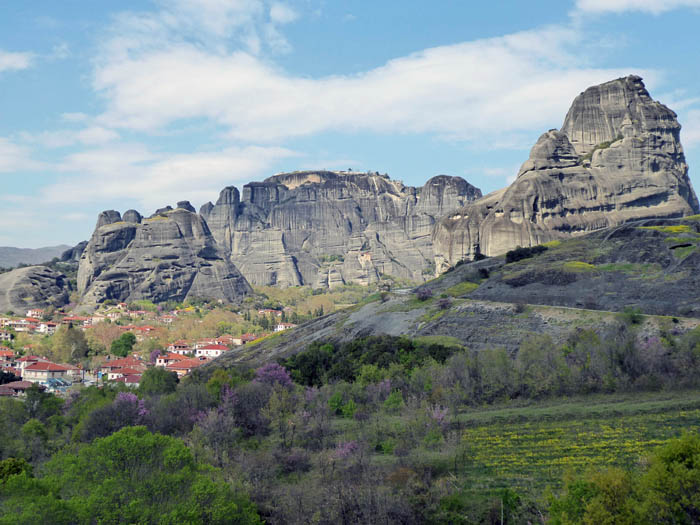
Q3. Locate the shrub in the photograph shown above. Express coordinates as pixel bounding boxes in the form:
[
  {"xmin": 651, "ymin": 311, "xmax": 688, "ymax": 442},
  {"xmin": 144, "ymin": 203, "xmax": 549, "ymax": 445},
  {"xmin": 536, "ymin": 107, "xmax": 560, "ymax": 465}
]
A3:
[
  {"xmin": 139, "ymin": 367, "xmax": 178, "ymax": 396},
  {"xmin": 416, "ymin": 288, "xmax": 433, "ymax": 301},
  {"xmin": 254, "ymin": 363, "xmax": 292, "ymax": 388},
  {"xmin": 505, "ymin": 245, "xmax": 548, "ymax": 264}
]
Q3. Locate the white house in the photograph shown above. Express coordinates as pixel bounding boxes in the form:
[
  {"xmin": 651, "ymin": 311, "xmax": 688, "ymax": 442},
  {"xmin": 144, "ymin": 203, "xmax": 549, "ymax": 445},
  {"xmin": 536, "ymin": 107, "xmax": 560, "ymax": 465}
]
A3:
[
  {"xmin": 274, "ymin": 322, "xmax": 297, "ymax": 332},
  {"xmin": 195, "ymin": 344, "xmax": 229, "ymax": 358}
]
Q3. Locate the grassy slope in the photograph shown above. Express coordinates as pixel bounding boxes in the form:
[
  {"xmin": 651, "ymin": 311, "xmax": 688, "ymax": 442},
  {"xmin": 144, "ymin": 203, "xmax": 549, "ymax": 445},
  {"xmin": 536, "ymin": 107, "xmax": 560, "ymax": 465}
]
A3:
[{"xmin": 343, "ymin": 390, "xmax": 700, "ymax": 496}]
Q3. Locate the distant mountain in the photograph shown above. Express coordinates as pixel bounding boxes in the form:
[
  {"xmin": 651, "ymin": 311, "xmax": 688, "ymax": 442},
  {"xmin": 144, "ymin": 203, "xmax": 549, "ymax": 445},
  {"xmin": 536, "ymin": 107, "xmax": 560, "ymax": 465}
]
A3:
[{"xmin": 0, "ymin": 245, "xmax": 71, "ymax": 269}]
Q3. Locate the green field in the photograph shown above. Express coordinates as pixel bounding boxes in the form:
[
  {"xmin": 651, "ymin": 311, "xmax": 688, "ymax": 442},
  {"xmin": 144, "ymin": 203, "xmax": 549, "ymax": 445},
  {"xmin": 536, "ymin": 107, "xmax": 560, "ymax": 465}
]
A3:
[{"xmin": 452, "ymin": 391, "xmax": 700, "ymax": 493}]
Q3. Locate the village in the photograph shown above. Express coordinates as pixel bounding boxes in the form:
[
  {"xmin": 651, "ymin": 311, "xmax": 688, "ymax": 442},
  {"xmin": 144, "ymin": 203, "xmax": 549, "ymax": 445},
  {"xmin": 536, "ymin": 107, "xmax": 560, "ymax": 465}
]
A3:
[{"xmin": 0, "ymin": 302, "xmax": 298, "ymax": 397}]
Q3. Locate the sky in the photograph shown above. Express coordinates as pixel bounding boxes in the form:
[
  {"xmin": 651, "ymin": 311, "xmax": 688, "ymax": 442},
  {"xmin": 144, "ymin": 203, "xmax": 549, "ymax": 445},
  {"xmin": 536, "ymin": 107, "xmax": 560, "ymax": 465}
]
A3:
[{"xmin": 2, "ymin": 0, "xmax": 700, "ymax": 248}]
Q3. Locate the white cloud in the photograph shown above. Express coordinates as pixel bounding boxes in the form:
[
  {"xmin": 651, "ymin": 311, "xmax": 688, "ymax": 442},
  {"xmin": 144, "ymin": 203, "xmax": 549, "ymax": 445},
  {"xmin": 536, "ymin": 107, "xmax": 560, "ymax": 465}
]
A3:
[
  {"xmin": 42, "ymin": 144, "xmax": 298, "ymax": 210},
  {"xmin": 576, "ymin": 0, "xmax": 700, "ymax": 13},
  {"xmin": 269, "ymin": 2, "xmax": 298, "ymax": 24},
  {"xmin": 94, "ymin": 24, "xmax": 644, "ymax": 146},
  {"xmin": 0, "ymin": 50, "xmax": 33, "ymax": 73},
  {"xmin": 0, "ymin": 138, "xmax": 42, "ymax": 172},
  {"xmin": 21, "ymin": 126, "xmax": 120, "ymax": 148},
  {"xmin": 61, "ymin": 112, "xmax": 89, "ymax": 123}
]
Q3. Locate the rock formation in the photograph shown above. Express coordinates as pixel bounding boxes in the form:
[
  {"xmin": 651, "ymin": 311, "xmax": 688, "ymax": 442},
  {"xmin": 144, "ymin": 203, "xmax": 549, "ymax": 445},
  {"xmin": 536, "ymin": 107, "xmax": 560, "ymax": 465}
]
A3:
[
  {"xmin": 433, "ymin": 75, "xmax": 700, "ymax": 269},
  {"xmin": 77, "ymin": 204, "xmax": 251, "ymax": 309},
  {"xmin": 199, "ymin": 171, "xmax": 481, "ymax": 287},
  {"xmin": 0, "ymin": 266, "xmax": 70, "ymax": 313}
]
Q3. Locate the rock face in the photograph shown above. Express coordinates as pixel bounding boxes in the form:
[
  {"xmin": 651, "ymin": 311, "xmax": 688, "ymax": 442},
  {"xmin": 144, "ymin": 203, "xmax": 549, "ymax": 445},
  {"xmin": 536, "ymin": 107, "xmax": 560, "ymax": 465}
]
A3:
[
  {"xmin": 77, "ymin": 207, "xmax": 251, "ymax": 309},
  {"xmin": 433, "ymin": 75, "xmax": 700, "ymax": 268},
  {"xmin": 0, "ymin": 266, "xmax": 70, "ymax": 313},
  {"xmin": 199, "ymin": 171, "xmax": 482, "ymax": 287},
  {"xmin": 60, "ymin": 241, "xmax": 88, "ymax": 263}
]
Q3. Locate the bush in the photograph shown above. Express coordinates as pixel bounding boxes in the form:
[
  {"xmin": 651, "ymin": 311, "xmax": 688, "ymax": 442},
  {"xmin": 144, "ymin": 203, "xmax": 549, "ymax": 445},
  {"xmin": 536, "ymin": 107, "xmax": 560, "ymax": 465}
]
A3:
[
  {"xmin": 416, "ymin": 288, "xmax": 433, "ymax": 301},
  {"xmin": 505, "ymin": 245, "xmax": 548, "ymax": 264},
  {"xmin": 139, "ymin": 367, "xmax": 178, "ymax": 396},
  {"xmin": 0, "ymin": 427, "xmax": 262, "ymax": 524},
  {"xmin": 110, "ymin": 332, "xmax": 136, "ymax": 357}
]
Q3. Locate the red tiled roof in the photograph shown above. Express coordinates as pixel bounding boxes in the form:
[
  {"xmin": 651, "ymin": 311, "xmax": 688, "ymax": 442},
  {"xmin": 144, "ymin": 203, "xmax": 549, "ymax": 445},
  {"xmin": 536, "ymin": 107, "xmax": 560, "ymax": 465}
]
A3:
[
  {"xmin": 199, "ymin": 344, "xmax": 228, "ymax": 350},
  {"xmin": 16, "ymin": 355, "xmax": 46, "ymax": 362},
  {"xmin": 166, "ymin": 358, "xmax": 207, "ymax": 370},
  {"xmin": 25, "ymin": 361, "xmax": 71, "ymax": 372},
  {"xmin": 158, "ymin": 352, "xmax": 187, "ymax": 361},
  {"xmin": 4, "ymin": 380, "xmax": 44, "ymax": 390},
  {"xmin": 0, "ymin": 349, "xmax": 14, "ymax": 357},
  {"xmin": 109, "ymin": 367, "xmax": 142, "ymax": 376}
]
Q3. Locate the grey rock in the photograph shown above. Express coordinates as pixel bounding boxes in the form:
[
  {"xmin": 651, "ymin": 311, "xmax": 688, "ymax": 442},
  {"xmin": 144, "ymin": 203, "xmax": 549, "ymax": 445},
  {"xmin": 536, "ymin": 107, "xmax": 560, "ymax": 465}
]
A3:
[
  {"xmin": 122, "ymin": 210, "xmax": 142, "ymax": 224},
  {"xmin": 0, "ymin": 266, "xmax": 69, "ymax": 313},
  {"xmin": 204, "ymin": 171, "xmax": 482, "ymax": 287},
  {"xmin": 77, "ymin": 208, "xmax": 251, "ymax": 309},
  {"xmin": 96, "ymin": 210, "xmax": 122, "ymax": 228},
  {"xmin": 176, "ymin": 201, "xmax": 196, "ymax": 213},
  {"xmin": 199, "ymin": 202, "xmax": 214, "ymax": 218},
  {"xmin": 433, "ymin": 75, "xmax": 700, "ymax": 268},
  {"xmin": 151, "ymin": 206, "xmax": 173, "ymax": 217},
  {"xmin": 60, "ymin": 241, "xmax": 88, "ymax": 263}
]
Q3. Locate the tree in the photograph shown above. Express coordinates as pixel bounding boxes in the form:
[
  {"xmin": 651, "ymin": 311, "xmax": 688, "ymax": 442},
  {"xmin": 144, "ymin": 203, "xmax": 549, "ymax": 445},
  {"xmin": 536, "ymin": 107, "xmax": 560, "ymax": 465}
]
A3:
[
  {"xmin": 51, "ymin": 325, "xmax": 89, "ymax": 362},
  {"xmin": 110, "ymin": 332, "xmax": 136, "ymax": 357},
  {"xmin": 139, "ymin": 367, "xmax": 178, "ymax": 396},
  {"xmin": 0, "ymin": 458, "xmax": 32, "ymax": 483},
  {"xmin": 0, "ymin": 426, "xmax": 261, "ymax": 524}
]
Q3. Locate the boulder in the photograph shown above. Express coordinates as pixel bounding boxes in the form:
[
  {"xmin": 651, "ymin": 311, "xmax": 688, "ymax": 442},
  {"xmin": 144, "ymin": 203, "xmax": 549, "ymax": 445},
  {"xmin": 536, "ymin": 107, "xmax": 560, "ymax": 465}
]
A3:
[{"xmin": 0, "ymin": 266, "xmax": 69, "ymax": 313}]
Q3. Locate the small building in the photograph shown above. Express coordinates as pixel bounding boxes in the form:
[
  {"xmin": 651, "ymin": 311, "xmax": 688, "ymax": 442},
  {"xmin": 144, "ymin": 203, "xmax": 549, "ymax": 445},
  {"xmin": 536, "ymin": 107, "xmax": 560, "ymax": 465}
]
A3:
[
  {"xmin": 61, "ymin": 363, "xmax": 83, "ymax": 382},
  {"xmin": 113, "ymin": 374, "xmax": 141, "ymax": 388},
  {"xmin": 107, "ymin": 367, "xmax": 143, "ymax": 381},
  {"xmin": 155, "ymin": 352, "xmax": 188, "ymax": 367},
  {"xmin": 0, "ymin": 348, "xmax": 14, "ymax": 363},
  {"xmin": 274, "ymin": 322, "xmax": 297, "ymax": 332},
  {"xmin": 167, "ymin": 340, "xmax": 192, "ymax": 355},
  {"xmin": 240, "ymin": 333, "xmax": 259, "ymax": 344},
  {"xmin": 100, "ymin": 356, "xmax": 146, "ymax": 375},
  {"xmin": 195, "ymin": 344, "xmax": 229, "ymax": 358},
  {"xmin": 258, "ymin": 309, "xmax": 283, "ymax": 317},
  {"xmin": 26, "ymin": 308, "xmax": 44, "ymax": 319},
  {"xmin": 61, "ymin": 316, "xmax": 91, "ymax": 327},
  {"xmin": 0, "ymin": 331, "xmax": 13, "ymax": 342},
  {"xmin": 23, "ymin": 361, "xmax": 70, "ymax": 384},
  {"xmin": 1, "ymin": 380, "xmax": 45, "ymax": 396},
  {"xmin": 37, "ymin": 322, "xmax": 58, "ymax": 335},
  {"xmin": 16, "ymin": 355, "xmax": 49, "ymax": 373},
  {"xmin": 166, "ymin": 357, "xmax": 208, "ymax": 377}
]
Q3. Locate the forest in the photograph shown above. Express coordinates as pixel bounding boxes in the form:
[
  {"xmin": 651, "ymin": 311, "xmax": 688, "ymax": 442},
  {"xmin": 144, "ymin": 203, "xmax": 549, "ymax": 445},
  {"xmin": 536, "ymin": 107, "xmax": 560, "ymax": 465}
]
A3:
[{"xmin": 1, "ymin": 312, "xmax": 700, "ymax": 523}]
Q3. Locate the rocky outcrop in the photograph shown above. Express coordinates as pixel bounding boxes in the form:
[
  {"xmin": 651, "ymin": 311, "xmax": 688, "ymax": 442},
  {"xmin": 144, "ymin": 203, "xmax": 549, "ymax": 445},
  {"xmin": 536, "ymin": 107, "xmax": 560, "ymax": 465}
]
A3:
[
  {"xmin": 77, "ymin": 207, "xmax": 251, "ymax": 309},
  {"xmin": 200, "ymin": 171, "xmax": 482, "ymax": 287},
  {"xmin": 60, "ymin": 241, "xmax": 88, "ymax": 263},
  {"xmin": 0, "ymin": 266, "xmax": 70, "ymax": 313},
  {"xmin": 433, "ymin": 75, "xmax": 700, "ymax": 269}
]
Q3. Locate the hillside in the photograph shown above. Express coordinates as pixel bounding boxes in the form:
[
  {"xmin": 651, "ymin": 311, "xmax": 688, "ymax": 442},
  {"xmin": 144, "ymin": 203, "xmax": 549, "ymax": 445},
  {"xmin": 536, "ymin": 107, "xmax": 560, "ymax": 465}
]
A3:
[
  {"xmin": 211, "ymin": 216, "xmax": 700, "ymax": 368},
  {"xmin": 0, "ymin": 245, "xmax": 71, "ymax": 269}
]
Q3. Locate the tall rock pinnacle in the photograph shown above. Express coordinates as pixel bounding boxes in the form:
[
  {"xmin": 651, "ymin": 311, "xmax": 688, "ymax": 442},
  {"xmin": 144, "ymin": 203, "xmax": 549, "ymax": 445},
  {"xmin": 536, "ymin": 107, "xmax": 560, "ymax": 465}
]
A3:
[{"xmin": 432, "ymin": 75, "xmax": 700, "ymax": 269}]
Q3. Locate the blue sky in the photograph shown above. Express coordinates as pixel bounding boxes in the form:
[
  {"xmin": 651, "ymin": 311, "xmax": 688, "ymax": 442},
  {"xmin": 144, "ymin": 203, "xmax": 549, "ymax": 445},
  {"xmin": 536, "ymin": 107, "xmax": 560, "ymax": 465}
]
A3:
[{"xmin": 1, "ymin": 0, "xmax": 700, "ymax": 247}]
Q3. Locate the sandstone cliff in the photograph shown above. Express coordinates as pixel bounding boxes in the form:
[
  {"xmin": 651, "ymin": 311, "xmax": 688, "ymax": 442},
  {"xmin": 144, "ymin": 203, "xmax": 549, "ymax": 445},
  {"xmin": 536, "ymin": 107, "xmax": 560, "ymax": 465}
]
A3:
[
  {"xmin": 77, "ymin": 204, "xmax": 251, "ymax": 309},
  {"xmin": 200, "ymin": 171, "xmax": 481, "ymax": 287},
  {"xmin": 433, "ymin": 75, "xmax": 700, "ymax": 269},
  {"xmin": 0, "ymin": 266, "xmax": 70, "ymax": 313}
]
